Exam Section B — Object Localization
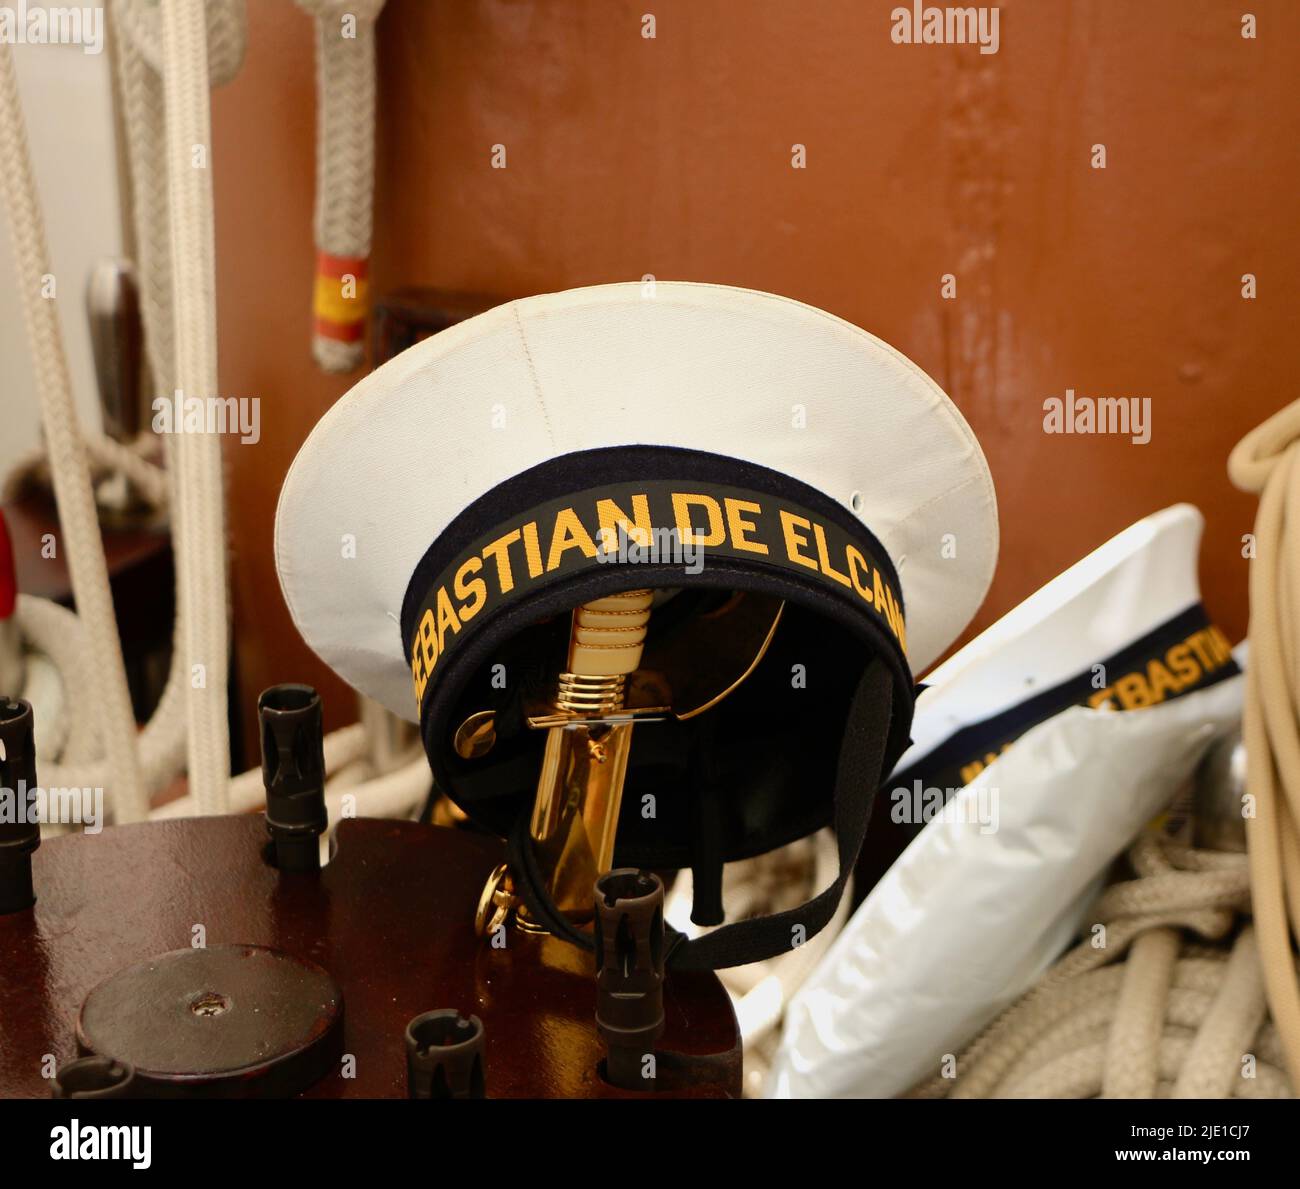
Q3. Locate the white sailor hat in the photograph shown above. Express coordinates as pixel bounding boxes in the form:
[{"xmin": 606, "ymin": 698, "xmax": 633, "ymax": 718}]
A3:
[
  {"xmin": 276, "ymin": 282, "xmax": 997, "ymax": 962},
  {"xmin": 885, "ymin": 503, "xmax": 1237, "ymax": 801}
]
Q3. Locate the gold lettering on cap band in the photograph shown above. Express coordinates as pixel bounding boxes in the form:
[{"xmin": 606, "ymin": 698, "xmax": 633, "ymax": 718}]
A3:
[
  {"xmin": 406, "ymin": 480, "xmax": 906, "ymax": 711},
  {"xmin": 890, "ymin": 608, "xmax": 1237, "ymax": 798}
]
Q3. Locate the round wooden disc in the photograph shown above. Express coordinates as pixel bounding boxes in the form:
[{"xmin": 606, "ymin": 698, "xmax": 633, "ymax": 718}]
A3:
[{"xmin": 77, "ymin": 944, "xmax": 343, "ymax": 1098}]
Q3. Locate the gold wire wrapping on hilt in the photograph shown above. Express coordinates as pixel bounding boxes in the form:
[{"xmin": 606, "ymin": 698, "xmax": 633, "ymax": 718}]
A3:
[
  {"xmin": 517, "ymin": 591, "xmax": 654, "ymax": 930},
  {"xmin": 475, "ymin": 591, "xmax": 654, "ymax": 937}
]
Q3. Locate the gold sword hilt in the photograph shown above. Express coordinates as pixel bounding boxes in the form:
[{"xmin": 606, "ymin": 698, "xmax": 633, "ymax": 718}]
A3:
[
  {"xmin": 470, "ymin": 589, "xmax": 787, "ymax": 939},
  {"xmin": 476, "ymin": 590, "xmax": 655, "ymax": 937}
]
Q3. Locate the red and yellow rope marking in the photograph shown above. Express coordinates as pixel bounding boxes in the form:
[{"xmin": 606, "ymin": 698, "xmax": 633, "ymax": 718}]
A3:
[{"xmin": 312, "ymin": 250, "xmax": 370, "ymax": 344}]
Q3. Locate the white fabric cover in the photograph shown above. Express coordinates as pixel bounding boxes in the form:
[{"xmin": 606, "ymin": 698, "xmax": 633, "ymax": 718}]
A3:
[
  {"xmin": 275, "ymin": 282, "xmax": 998, "ymax": 718},
  {"xmin": 765, "ymin": 673, "xmax": 1244, "ymax": 1098},
  {"xmin": 898, "ymin": 504, "xmax": 1206, "ymax": 773}
]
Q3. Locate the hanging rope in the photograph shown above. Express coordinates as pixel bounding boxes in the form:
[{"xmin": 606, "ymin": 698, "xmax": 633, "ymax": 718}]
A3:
[
  {"xmin": 295, "ymin": 0, "xmax": 386, "ymax": 373},
  {"xmin": 157, "ymin": 0, "xmax": 234, "ymax": 814},
  {"xmin": 1228, "ymin": 398, "xmax": 1300, "ymax": 1085},
  {"xmin": 0, "ymin": 2, "xmax": 245, "ymax": 815},
  {"xmin": 0, "ymin": 40, "xmax": 148, "ymax": 820},
  {"xmin": 113, "ymin": 0, "xmax": 246, "ymax": 402},
  {"xmin": 4, "ymin": 0, "xmax": 419, "ymax": 829}
]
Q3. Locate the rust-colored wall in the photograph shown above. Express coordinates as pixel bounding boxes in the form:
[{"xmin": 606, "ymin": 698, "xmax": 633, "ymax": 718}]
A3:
[{"xmin": 215, "ymin": 0, "xmax": 1300, "ymax": 759}]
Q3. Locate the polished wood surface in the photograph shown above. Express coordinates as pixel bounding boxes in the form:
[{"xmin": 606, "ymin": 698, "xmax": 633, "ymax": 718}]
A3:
[{"xmin": 0, "ymin": 816, "xmax": 740, "ymax": 1098}]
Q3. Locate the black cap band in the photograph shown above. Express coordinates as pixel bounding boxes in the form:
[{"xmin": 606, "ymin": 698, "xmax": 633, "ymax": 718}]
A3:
[
  {"xmin": 889, "ymin": 603, "xmax": 1238, "ymax": 799},
  {"xmin": 401, "ymin": 447, "xmax": 916, "ymax": 872},
  {"xmin": 402, "ymin": 447, "xmax": 909, "ymax": 712}
]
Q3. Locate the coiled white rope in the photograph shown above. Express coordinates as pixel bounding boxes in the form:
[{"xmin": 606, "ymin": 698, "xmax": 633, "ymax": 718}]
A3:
[
  {"xmin": 3, "ymin": 1, "xmax": 239, "ymax": 816},
  {"xmin": 17, "ymin": 596, "xmax": 105, "ymax": 765},
  {"xmin": 19, "ymin": 593, "xmax": 189, "ymax": 795},
  {"xmin": 0, "ymin": 40, "xmax": 148, "ymax": 821},
  {"xmin": 910, "ymin": 833, "xmax": 1294, "ymax": 1098},
  {"xmin": 894, "ymin": 404, "xmax": 1300, "ymax": 1101},
  {"xmin": 6, "ymin": 0, "xmax": 417, "ymax": 831},
  {"xmin": 43, "ymin": 0, "xmax": 247, "ymax": 815}
]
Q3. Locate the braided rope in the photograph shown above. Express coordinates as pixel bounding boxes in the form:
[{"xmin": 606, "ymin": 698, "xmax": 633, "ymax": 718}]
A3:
[
  {"xmin": 158, "ymin": 0, "xmax": 232, "ymax": 815},
  {"xmin": 1228, "ymin": 398, "xmax": 1300, "ymax": 1085},
  {"xmin": 6, "ymin": 2, "xmax": 415, "ymax": 824},
  {"xmin": 114, "ymin": 0, "xmax": 245, "ymax": 400},
  {"xmin": 3, "ymin": 432, "xmax": 170, "ymax": 507},
  {"xmin": 114, "ymin": 0, "xmax": 246, "ymax": 82},
  {"xmin": 908, "ymin": 834, "xmax": 1294, "ymax": 1098},
  {"xmin": 0, "ymin": 42, "xmax": 148, "ymax": 820},
  {"xmin": 81, "ymin": 0, "xmax": 248, "ymax": 815},
  {"xmin": 901, "ymin": 400, "xmax": 1300, "ymax": 1100},
  {"xmin": 17, "ymin": 594, "xmax": 189, "ymax": 794},
  {"xmin": 295, "ymin": 0, "xmax": 386, "ymax": 373},
  {"xmin": 1, "ymin": 4, "xmax": 246, "ymax": 810}
]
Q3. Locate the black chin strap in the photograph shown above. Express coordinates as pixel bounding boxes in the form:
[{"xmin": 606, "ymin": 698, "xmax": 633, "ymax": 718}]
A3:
[{"xmin": 505, "ymin": 660, "xmax": 894, "ymax": 971}]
